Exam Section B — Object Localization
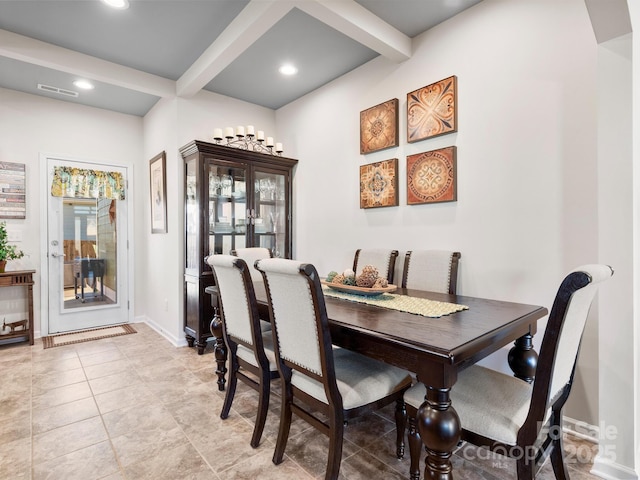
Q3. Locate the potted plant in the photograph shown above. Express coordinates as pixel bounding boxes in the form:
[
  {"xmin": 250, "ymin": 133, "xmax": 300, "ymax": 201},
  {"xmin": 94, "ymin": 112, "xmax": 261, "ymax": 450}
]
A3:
[{"xmin": 0, "ymin": 222, "xmax": 24, "ymax": 273}]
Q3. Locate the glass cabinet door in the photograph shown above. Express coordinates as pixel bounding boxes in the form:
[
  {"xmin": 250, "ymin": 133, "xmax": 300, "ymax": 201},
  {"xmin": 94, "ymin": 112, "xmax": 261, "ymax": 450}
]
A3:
[
  {"xmin": 208, "ymin": 162, "xmax": 247, "ymax": 255},
  {"xmin": 253, "ymin": 170, "xmax": 286, "ymax": 257}
]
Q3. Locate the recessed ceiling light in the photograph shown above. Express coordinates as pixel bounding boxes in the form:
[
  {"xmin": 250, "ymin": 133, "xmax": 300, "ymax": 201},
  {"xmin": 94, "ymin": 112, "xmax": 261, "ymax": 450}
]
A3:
[
  {"xmin": 73, "ymin": 80, "xmax": 95, "ymax": 90},
  {"xmin": 279, "ymin": 64, "xmax": 298, "ymax": 76},
  {"xmin": 101, "ymin": 0, "xmax": 130, "ymax": 9}
]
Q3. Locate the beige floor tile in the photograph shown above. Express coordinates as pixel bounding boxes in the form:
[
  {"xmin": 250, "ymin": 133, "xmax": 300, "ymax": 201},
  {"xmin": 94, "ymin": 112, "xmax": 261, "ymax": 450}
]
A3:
[
  {"xmin": 102, "ymin": 401, "xmax": 178, "ymax": 439},
  {"xmin": 32, "ymin": 380, "xmax": 93, "ymax": 410},
  {"xmin": 32, "ymin": 396, "xmax": 99, "ymax": 435},
  {"xmin": 32, "ymin": 440, "xmax": 119, "ymax": 480},
  {"xmin": 88, "ymin": 370, "xmax": 141, "ymax": 395},
  {"xmin": 0, "ymin": 415, "xmax": 31, "ymax": 444},
  {"xmin": 218, "ymin": 448, "xmax": 315, "ymax": 480},
  {"xmin": 80, "ymin": 348, "xmax": 126, "ymax": 367},
  {"xmin": 110, "ymin": 424, "xmax": 188, "ymax": 467},
  {"xmin": 31, "ymin": 355, "xmax": 82, "ymax": 374},
  {"xmin": 0, "ymin": 437, "xmax": 31, "ymax": 480},
  {"xmin": 14, "ymin": 324, "xmax": 605, "ymax": 479},
  {"xmin": 32, "ymin": 416, "xmax": 108, "ymax": 464},
  {"xmin": 83, "ymin": 358, "xmax": 131, "ymax": 380},
  {"xmin": 123, "ymin": 442, "xmax": 215, "ymax": 480},
  {"xmin": 32, "ymin": 367, "xmax": 86, "ymax": 394},
  {"xmin": 94, "ymin": 383, "xmax": 156, "ymax": 414}
]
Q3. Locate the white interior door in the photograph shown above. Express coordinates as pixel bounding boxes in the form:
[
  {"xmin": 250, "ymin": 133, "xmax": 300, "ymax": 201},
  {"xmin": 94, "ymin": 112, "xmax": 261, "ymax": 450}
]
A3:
[{"xmin": 46, "ymin": 157, "xmax": 129, "ymax": 334}]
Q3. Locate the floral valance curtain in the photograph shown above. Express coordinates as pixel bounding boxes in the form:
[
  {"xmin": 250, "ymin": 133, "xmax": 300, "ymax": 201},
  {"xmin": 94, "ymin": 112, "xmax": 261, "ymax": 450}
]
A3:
[{"xmin": 51, "ymin": 167, "xmax": 125, "ymax": 200}]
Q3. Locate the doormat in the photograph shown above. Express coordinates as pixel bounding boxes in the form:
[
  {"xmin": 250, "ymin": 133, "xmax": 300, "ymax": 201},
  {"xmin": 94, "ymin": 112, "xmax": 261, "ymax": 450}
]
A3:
[{"xmin": 42, "ymin": 324, "xmax": 136, "ymax": 349}]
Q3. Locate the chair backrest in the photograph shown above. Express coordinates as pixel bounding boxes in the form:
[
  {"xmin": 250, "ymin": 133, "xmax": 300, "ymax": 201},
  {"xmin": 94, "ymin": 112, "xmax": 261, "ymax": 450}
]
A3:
[
  {"xmin": 401, "ymin": 250, "xmax": 461, "ymax": 294},
  {"xmin": 353, "ymin": 249, "xmax": 399, "ymax": 284},
  {"xmin": 522, "ymin": 264, "xmax": 613, "ymax": 442},
  {"xmin": 206, "ymin": 254, "xmax": 263, "ymax": 352},
  {"xmin": 231, "ymin": 247, "xmax": 272, "ymax": 283},
  {"xmin": 255, "ymin": 258, "xmax": 340, "ymax": 404}
]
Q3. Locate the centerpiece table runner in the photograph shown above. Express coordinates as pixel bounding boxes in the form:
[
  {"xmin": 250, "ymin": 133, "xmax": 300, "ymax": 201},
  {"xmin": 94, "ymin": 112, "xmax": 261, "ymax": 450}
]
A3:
[{"xmin": 322, "ymin": 286, "xmax": 469, "ymax": 318}]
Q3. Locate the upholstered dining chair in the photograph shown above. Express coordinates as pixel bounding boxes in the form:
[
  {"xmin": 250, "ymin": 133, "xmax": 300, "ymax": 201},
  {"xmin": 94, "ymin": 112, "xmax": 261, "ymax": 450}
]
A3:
[
  {"xmin": 403, "ymin": 264, "xmax": 614, "ymax": 480},
  {"xmin": 255, "ymin": 258, "xmax": 413, "ymax": 480},
  {"xmin": 352, "ymin": 248, "xmax": 399, "ymax": 284},
  {"xmin": 401, "ymin": 250, "xmax": 461, "ymax": 294},
  {"xmin": 206, "ymin": 254, "xmax": 279, "ymax": 448},
  {"xmin": 230, "ymin": 247, "xmax": 272, "ymax": 283}
]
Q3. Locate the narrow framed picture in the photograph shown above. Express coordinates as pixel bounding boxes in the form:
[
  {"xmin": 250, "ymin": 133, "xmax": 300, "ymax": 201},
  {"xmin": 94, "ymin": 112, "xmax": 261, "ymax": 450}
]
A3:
[
  {"xmin": 359, "ymin": 158, "xmax": 398, "ymax": 209},
  {"xmin": 149, "ymin": 151, "xmax": 167, "ymax": 233},
  {"xmin": 407, "ymin": 75, "xmax": 457, "ymax": 143},
  {"xmin": 407, "ymin": 146, "xmax": 457, "ymax": 205},
  {"xmin": 360, "ymin": 98, "xmax": 399, "ymax": 154}
]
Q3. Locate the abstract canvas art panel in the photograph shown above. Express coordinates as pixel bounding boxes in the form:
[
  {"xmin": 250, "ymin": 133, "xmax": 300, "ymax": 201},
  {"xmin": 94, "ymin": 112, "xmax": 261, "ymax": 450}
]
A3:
[
  {"xmin": 360, "ymin": 158, "xmax": 398, "ymax": 209},
  {"xmin": 407, "ymin": 147, "xmax": 457, "ymax": 205},
  {"xmin": 360, "ymin": 99, "xmax": 399, "ymax": 154},
  {"xmin": 407, "ymin": 75, "xmax": 457, "ymax": 143}
]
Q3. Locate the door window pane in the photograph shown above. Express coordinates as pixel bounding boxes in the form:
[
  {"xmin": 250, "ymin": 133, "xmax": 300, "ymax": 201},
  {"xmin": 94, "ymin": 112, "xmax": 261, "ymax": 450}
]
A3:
[{"xmin": 62, "ymin": 198, "xmax": 117, "ymax": 309}]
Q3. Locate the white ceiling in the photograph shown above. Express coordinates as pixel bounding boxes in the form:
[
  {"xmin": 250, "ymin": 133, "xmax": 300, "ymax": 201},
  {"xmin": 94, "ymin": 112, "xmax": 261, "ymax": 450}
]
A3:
[{"xmin": 0, "ymin": 0, "xmax": 482, "ymax": 116}]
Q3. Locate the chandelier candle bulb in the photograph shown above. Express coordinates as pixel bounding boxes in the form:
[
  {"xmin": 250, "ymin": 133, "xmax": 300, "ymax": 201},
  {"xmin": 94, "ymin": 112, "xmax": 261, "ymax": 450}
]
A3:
[
  {"xmin": 213, "ymin": 128, "xmax": 223, "ymax": 140},
  {"xmin": 246, "ymin": 125, "xmax": 255, "ymax": 136},
  {"xmin": 257, "ymin": 131, "xmax": 265, "ymax": 141},
  {"xmin": 275, "ymin": 143, "xmax": 283, "ymax": 153},
  {"xmin": 236, "ymin": 126, "xmax": 245, "ymax": 137},
  {"xmin": 266, "ymin": 137, "xmax": 274, "ymax": 147},
  {"xmin": 224, "ymin": 127, "xmax": 234, "ymax": 138}
]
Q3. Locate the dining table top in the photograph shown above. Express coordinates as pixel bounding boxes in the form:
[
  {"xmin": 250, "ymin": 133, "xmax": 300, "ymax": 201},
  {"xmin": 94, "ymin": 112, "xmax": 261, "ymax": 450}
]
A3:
[{"xmin": 253, "ymin": 281, "xmax": 548, "ymax": 383}]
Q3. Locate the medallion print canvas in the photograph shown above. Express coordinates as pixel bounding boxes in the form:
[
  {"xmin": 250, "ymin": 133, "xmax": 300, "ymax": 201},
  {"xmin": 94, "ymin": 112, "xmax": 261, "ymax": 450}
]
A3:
[
  {"xmin": 360, "ymin": 99, "xmax": 399, "ymax": 154},
  {"xmin": 407, "ymin": 147, "xmax": 457, "ymax": 205},
  {"xmin": 360, "ymin": 158, "xmax": 398, "ymax": 209},
  {"xmin": 407, "ymin": 76, "xmax": 457, "ymax": 143}
]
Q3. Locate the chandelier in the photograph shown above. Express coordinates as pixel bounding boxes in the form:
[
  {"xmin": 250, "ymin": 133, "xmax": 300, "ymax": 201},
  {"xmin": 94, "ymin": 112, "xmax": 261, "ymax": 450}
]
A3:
[{"xmin": 213, "ymin": 126, "xmax": 283, "ymax": 156}]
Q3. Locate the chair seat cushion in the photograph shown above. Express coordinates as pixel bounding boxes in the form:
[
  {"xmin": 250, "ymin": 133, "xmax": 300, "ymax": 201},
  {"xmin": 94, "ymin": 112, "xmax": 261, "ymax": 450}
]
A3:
[
  {"xmin": 236, "ymin": 330, "xmax": 278, "ymax": 372},
  {"xmin": 404, "ymin": 365, "xmax": 532, "ymax": 445},
  {"xmin": 292, "ymin": 348, "xmax": 412, "ymax": 410}
]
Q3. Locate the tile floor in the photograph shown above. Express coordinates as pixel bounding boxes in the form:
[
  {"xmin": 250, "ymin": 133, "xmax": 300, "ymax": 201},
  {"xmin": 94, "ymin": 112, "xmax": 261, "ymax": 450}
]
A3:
[{"xmin": 0, "ymin": 322, "xmax": 602, "ymax": 480}]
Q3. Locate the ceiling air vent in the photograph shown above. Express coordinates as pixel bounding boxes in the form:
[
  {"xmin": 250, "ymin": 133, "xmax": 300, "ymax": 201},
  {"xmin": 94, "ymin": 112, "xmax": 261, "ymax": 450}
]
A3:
[{"xmin": 37, "ymin": 84, "xmax": 79, "ymax": 98}]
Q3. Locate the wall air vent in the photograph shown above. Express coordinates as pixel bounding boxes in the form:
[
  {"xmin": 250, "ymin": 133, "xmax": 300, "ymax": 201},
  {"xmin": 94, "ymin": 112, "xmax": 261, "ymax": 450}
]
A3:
[{"xmin": 37, "ymin": 84, "xmax": 79, "ymax": 98}]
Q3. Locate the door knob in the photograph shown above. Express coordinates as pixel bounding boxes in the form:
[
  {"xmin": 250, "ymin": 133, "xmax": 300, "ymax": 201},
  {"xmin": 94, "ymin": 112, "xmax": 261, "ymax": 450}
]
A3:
[{"xmin": 51, "ymin": 252, "xmax": 66, "ymax": 258}]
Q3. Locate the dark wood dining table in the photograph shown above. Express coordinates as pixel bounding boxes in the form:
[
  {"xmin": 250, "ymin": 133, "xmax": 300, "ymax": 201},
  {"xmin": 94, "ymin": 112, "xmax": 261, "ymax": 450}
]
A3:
[{"xmin": 207, "ymin": 283, "xmax": 548, "ymax": 480}]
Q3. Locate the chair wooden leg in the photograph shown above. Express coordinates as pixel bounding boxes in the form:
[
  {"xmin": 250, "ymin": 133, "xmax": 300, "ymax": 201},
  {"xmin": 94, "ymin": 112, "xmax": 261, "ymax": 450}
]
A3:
[
  {"xmin": 550, "ymin": 414, "xmax": 569, "ymax": 480},
  {"xmin": 326, "ymin": 408, "xmax": 344, "ymax": 480},
  {"xmin": 250, "ymin": 370, "xmax": 271, "ymax": 448},
  {"xmin": 395, "ymin": 398, "xmax": 407, "ymax": 459},
  {"xmin": 407, "ymin": 413, "xmax": 421, "ymax": 480},
  {"xmin": 516, "ymin": 455, "xmax": 535, "ymax": 480},
  {"xmin": 220, "ymin": 353, "xmax": 238, "ymax": 419},
  {"xmin": 273, "ymin": 382, "xmax": 293, "ymax": 465}
]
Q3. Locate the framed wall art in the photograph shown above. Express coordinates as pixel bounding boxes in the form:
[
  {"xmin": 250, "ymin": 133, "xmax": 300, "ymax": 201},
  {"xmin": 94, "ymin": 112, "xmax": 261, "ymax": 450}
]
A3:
[
  {"xmin": 407, "ymin": 146, "xmax": 457, "ymax": 205},
  {"xmin": 149, "ymin": 151, "xmax": 167, "ymax": 233},
  {"xmin": 407, "ymin": 75, "xmax": 457, "ymax": 143},
  {"xmin": 360, "ymin": 98, "xmax": 399, "ymax": 154},
  {"xmin": 360, "ymin": 158, "xmax": 398, "ymax": 209},
  {"xmin": 0, "ymin": 162, "xmax": 26, "ymax": 219}
]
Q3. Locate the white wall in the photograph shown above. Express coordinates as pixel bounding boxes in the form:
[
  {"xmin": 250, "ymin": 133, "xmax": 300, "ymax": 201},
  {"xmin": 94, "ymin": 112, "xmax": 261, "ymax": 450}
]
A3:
[
  {"xmin": 140, "ymin": 89, "xmax": 276, "ymax": 343},
  {"xmin": 278, "ymin": 0, "xmax": 599, "ymax": 371},
  {"xmin": 0, "ymin": 87, "xmax": 142, "ymax": 336}
]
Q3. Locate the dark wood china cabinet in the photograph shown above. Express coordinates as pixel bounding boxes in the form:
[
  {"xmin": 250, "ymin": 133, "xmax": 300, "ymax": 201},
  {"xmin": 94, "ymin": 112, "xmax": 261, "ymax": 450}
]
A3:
[{"xmin": 180, "ymin": 140, "xmax": 297, "ymax": 354}]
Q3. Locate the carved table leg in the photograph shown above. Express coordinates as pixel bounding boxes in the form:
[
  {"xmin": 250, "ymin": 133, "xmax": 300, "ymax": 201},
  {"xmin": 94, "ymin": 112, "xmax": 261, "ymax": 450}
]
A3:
[
  {"xmin": 210, "ymin": 309, "xmax": 227, "ymax": 391},
  {"xmin": 186, "ymin": 335, "xmax": 195, "ymax": 348},
  {"xmin": 417, "ymin": 386, "xmax": 460, "ymax": 480},
  {"xmin": 508, "ymin": 333, "xmax": 537, "ymax": 383}
]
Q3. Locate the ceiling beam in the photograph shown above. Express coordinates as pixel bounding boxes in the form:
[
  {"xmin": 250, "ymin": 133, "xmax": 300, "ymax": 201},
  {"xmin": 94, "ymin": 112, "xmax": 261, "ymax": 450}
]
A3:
[
  {"xmin": 0, "ymin": 29, "xmax": 175, "ymax": 98},
  {"xmin": 177, "ymin": 1, "xmax": 295, "ymax": 97},
  {"xmin": 296, "ymin": 0, "xmax": 411, "ymax": 63}
]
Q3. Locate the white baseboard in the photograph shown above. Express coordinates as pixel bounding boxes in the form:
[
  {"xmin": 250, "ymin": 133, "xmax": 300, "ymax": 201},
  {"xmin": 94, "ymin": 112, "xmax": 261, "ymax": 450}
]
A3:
[
  {"xmin": 563, "ymin": 416, "xmax": 638, "ymax": 480},
  {"xmin": 591, "ymin": 457, "xmax": 639, "ymax": 480},
  {"xmin": 135, "ymin": 315, "xmax": 188, "ymax": 348},
  {"xmin": 563, "ymin": 416, "xmax": 599, "ymax": 442}
]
